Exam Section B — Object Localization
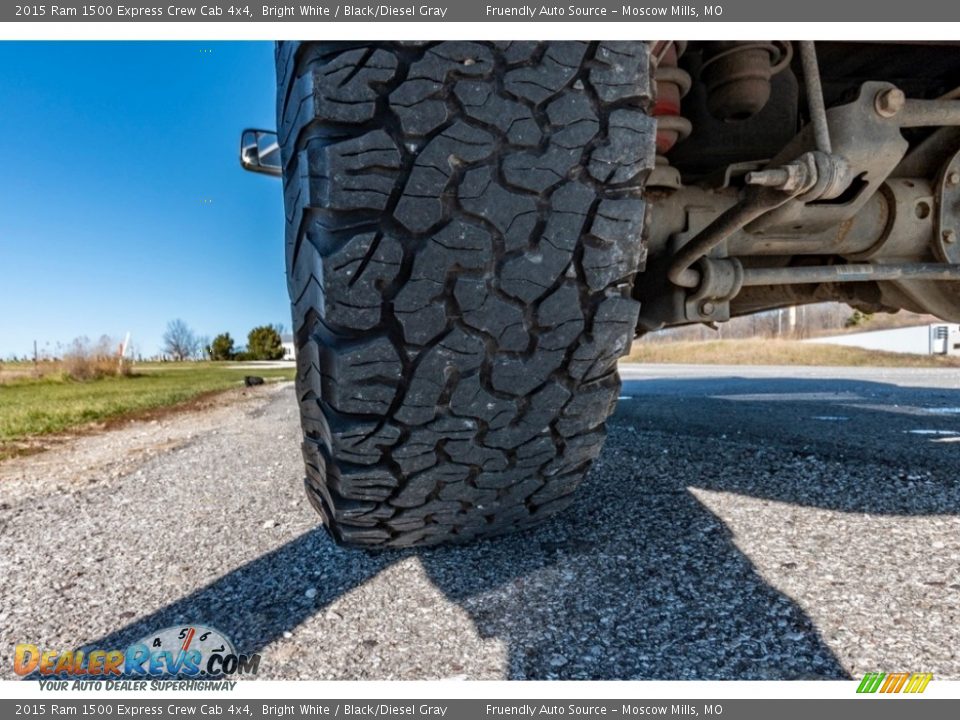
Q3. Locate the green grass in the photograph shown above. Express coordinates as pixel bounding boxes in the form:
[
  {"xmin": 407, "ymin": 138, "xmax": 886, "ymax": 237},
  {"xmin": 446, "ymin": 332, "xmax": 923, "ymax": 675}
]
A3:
[
  {"xmin": 624, "ymin": 339, "xmax": 960, "ymax": 368},
  {"xmin": 0, "ymin": 362, "xmax": 295, "ymax": 449}
]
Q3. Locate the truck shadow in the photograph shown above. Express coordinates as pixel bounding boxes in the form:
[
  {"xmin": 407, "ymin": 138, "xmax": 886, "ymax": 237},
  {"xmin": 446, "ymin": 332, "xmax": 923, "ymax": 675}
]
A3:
[{"xmin": 84, "ymin": 374, "xmax": 960, "ymax": 680}]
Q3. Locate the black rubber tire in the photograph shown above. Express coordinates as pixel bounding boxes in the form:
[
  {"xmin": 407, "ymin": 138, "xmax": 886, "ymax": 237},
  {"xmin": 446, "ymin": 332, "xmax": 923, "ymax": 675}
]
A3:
[{"xmin": 276, "ymin": 41, "xmax": 654, "ymax": 547}]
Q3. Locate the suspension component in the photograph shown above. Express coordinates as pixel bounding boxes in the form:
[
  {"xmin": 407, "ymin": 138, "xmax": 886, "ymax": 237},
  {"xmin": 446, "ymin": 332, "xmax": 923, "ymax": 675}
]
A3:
[
  {"xmin": 700, "ymin": 41, "xmax": 793, "ymax": 121},
  {"xmin": 740, "ymin": 262, "xmax": 960, "ymax": 286},
  {"xmin": 669, "ymin": 150, "xmax": 849, "ymax": 290},
  {"xmin": 798, "ymin": 41, "xmax": 832, "ymax": 153},
  {"xmin": 651, "ymin": 42, "xmax": 692, "ymax": 160}
]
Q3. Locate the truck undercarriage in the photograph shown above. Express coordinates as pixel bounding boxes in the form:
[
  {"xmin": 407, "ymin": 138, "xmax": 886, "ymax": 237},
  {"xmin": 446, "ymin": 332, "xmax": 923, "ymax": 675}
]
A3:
[{"xmin": 640, "ymin": 41, "xmax": 960, "ymax": 333}]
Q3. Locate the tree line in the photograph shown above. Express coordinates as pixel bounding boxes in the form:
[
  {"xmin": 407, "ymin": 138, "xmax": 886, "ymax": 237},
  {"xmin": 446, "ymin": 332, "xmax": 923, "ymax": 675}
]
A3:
[{"xmin": 162, "ymin": 319, "xmax": 287, "ymax": 361}]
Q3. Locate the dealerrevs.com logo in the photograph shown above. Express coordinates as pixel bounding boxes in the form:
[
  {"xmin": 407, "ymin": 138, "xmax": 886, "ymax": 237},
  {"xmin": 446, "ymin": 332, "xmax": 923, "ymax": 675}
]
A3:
[{"xmin": 14, "ymin": 625, "xmax": 260, "ymax": 679}]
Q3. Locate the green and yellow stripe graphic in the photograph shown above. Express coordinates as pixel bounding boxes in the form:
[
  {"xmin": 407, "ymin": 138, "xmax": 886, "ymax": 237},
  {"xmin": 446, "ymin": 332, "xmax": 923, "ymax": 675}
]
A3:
[{"xmin": 857, "ymin": 672, "xmax": 932, "ymax": 694}]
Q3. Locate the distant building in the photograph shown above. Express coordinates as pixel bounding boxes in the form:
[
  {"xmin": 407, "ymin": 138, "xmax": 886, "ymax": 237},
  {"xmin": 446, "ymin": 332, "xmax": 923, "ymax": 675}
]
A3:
[
  {"xmin": 280, "ymin": 334, "xmax": 296, "ymax": 361},
  {"xmin": 810, "ymin": 323, "xmax": 960, "ymax": 356}
]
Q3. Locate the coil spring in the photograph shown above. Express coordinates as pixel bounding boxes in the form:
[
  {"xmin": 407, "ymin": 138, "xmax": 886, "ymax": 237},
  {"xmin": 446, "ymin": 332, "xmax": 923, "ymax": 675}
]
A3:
[{"xmin": 652, "ymin": 41, "xmax": 693, "ymax": 165}]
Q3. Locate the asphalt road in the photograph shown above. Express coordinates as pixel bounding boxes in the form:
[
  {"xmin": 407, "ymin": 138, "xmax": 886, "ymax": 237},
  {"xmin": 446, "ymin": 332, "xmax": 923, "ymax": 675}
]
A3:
[{"xmin": 1, "ymin": 364, "xmax": 958, "ymax": 680}]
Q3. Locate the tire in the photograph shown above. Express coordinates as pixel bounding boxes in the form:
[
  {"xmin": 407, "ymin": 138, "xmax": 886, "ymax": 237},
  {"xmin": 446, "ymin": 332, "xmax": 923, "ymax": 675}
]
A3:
[{"xmin": 276, "ymin": 41, "xmax": 655, "ymax": 547}]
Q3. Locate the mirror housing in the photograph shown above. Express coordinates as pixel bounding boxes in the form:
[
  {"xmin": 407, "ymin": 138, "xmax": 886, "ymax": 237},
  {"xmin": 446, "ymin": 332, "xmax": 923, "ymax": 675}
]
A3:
[{"xmin": 239, "ymin": 129, "xmax": 281, "ymax": 177}]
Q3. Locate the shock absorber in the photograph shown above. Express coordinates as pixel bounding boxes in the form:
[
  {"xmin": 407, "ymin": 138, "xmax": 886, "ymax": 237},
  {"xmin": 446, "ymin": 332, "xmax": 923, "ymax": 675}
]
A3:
[{"xmin": 650, "ymin": 41, "xmax": 692, "ymax": 188}]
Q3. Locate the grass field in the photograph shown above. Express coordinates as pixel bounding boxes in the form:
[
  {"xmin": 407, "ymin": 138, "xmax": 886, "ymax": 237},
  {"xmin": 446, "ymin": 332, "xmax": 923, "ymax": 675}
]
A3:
[
  {"xmin": 0, "ymin": 362, "xmax": 295, "ymax": 454},
  {"xmin": 625, "ymin": 339, "xmax": 960, "ymax": 368}
]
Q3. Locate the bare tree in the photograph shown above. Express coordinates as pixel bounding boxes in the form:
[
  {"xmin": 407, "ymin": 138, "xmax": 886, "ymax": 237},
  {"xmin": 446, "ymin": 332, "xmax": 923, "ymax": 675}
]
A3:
[{"xmin": 163, "ymin": 319, "xmax": 199, "ymax": 361}]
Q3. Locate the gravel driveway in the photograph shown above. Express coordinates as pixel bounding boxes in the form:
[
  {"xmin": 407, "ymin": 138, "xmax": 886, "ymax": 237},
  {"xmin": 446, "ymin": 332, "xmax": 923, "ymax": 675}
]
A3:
[{"xmin": 1, "ymin": 366, "xmax": 958, "ymax": 680}]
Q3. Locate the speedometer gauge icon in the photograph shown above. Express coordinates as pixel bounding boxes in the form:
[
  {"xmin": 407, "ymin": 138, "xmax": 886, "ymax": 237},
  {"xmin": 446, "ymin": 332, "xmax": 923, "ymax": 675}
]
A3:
[{"xmin": 133, "ymin": 624, "xmax": 236, "ymax": 675}]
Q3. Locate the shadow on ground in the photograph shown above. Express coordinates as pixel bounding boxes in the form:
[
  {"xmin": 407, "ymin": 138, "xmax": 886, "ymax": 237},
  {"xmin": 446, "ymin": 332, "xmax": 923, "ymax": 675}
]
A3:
[{"xmin": 84, "ymin": 375, "xmax": 960, "ymax": 679}]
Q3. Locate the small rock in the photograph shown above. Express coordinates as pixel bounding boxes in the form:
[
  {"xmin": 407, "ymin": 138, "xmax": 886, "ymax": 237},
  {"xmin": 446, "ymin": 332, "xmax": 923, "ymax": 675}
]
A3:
[
  {"xmin": 305, "ymin": 587, "xmax": 317, "ymax": 599},
  {"xmin": 262, "ymin": 519, "xmax": 277, "ymax": 529}
]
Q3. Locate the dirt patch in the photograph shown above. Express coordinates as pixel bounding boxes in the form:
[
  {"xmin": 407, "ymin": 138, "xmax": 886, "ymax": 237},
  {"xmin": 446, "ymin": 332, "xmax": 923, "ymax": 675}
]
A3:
[
  {"xmin": 0, "ymin": 382, "xmax": 293, "ymax": 489},
  {"xmin": 0, "ymin": 383, "xmax": 284, "ymax": 462}
]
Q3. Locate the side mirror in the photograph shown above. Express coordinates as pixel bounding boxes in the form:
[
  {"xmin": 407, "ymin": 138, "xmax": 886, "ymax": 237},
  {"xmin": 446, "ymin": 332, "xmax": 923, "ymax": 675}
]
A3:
[{"xmin": 239, "ymin": 129, "xmax": 282, "ymax": 177}]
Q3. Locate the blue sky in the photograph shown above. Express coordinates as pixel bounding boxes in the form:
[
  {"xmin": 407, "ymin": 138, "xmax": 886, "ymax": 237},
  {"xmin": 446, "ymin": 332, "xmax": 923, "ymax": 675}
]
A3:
[{"xmin": 0, "ymin": 41, "xmax": 287, "ymax": 358}]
